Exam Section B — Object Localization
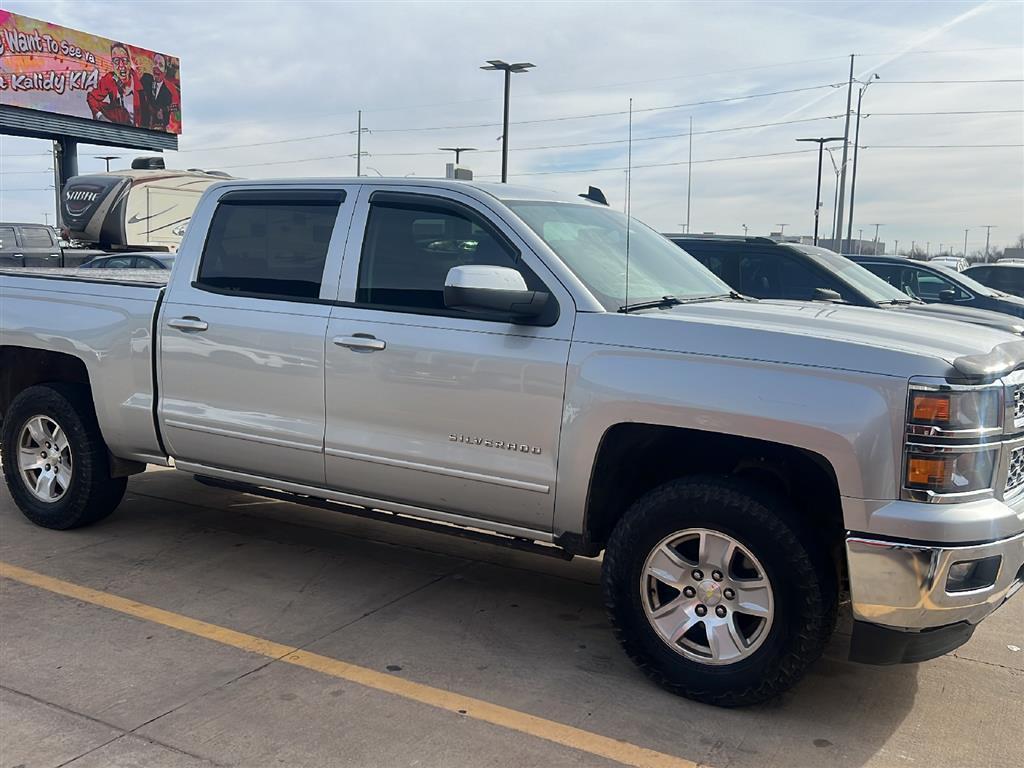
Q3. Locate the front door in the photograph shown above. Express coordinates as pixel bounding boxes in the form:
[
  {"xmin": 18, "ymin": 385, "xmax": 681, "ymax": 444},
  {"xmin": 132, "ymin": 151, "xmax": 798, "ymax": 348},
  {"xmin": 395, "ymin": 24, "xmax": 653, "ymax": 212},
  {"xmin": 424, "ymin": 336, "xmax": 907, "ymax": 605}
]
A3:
[
  {"xmin": 324, "ymin": 188, "xmax": 574, "ymax": 533},
  {"xmin": 158, "ymin": 186, "xmax": 354, "ymax": 486}
]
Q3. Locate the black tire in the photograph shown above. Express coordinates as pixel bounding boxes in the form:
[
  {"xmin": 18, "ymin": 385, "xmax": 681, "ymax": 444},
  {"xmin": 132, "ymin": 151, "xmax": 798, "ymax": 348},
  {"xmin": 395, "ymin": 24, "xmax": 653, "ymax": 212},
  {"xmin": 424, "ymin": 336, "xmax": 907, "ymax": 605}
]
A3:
[
  {"xmin": 2, "ymin": 384, "xmax": 127, "ymax": 530},
  {"xmin": 602, "ymin": 475, "xmax": 836, "ymax": 707}
]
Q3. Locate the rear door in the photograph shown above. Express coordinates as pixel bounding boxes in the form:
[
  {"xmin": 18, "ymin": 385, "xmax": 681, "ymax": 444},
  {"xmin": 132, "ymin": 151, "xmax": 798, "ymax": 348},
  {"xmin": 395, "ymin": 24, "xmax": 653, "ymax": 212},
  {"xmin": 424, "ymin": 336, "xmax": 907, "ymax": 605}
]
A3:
[
  {"xmin": 158, "ymin": 185, "xmax": 356, "ymax": 486},
  {"xmin": 323, "ymin": 187, "xmax": 574, "ymax": 533},
  {"xmin": 0, "ymin": 226, "xmax": 18, "ymax": 266},
  {"xmin": 17, "ymin": 225, "xmax": 62, "ymax": 267}
]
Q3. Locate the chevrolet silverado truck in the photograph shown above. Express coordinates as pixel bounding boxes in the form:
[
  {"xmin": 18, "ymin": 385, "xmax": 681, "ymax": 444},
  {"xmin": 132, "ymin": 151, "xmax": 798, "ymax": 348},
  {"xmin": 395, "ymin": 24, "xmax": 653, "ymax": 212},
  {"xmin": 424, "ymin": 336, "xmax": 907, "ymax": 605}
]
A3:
[{"xmin": 2, "ymin": 179, "xmax": 1023, "ymax": 707}]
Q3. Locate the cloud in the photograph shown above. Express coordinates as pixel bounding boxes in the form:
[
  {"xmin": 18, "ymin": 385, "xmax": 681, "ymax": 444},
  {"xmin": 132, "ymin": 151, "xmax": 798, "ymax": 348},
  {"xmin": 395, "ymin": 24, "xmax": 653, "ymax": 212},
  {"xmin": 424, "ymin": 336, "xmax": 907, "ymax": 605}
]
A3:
[{"xmin": 1, "ymin": 0, "xmax": 1021, "ymax": 248}]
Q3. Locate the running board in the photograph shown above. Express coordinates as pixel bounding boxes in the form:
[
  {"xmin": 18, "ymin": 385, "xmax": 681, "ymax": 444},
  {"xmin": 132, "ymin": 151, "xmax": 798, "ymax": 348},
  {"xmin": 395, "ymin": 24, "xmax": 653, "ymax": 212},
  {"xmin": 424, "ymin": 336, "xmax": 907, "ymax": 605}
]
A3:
[{"xmin": 192, "ymin": 475, "xmax": 574, "ymax": 560}]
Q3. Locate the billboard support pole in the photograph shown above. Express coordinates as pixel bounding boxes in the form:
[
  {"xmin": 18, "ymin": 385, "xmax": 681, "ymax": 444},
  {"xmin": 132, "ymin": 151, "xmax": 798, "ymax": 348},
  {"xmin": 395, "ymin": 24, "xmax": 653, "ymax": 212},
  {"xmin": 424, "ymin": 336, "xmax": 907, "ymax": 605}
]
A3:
[{"xmin": 52, "ymin": 137, "xmax": 78, "ymax": 230}]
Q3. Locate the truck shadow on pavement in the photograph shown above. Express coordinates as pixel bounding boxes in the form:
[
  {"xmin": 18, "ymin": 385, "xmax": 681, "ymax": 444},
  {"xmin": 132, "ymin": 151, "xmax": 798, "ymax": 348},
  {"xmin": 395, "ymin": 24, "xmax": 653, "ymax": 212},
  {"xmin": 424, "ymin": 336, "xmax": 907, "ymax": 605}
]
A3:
[{"xmin": 0, "ymin": 470, "xmax": 921, "ymax": 768}]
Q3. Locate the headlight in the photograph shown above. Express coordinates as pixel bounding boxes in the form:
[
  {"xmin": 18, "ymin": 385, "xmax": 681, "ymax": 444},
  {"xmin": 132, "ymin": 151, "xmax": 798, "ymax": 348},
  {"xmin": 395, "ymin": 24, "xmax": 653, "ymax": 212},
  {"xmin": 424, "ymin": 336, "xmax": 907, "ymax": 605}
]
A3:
[
  {"xmin": 905, "ymin": 447, "xmax": 998, "ymax": 495},
  {"xmin": 908, "ymin": 389, "xmax": 1001, "ymax": 431},
  {"xmin": 903, "ymin": 381, "xmax": 1003, "ymax": 502}
]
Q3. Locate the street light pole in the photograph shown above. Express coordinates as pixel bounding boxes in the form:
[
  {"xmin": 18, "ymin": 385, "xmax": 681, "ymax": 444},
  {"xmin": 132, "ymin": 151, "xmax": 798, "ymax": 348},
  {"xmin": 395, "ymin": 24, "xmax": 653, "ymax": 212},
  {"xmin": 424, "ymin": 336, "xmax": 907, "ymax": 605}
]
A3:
[
  {"xmin": 481, "ymin": 60, "xmax": 535, "ymax": 183},
  {"xmin": 871, "ymin": 223, "xmax": 882, "ymax": 254},
  {"xmin": 835, "ymin": 54, "xmax": 855, "ymax": 256},
  {"xmin": 796, "ymin": 137, "xmax": 844, "ymax": 245},
  {"xmin": 963, "ymin": 227, "xmax": 969, "ymax": 258},
  {"xmin": 439, "ymin": 147, "xmax": 477, "ymax": 165},
  {"xmin": 94, "ymin": 155, "xmax": 119, "ymax": 172}
]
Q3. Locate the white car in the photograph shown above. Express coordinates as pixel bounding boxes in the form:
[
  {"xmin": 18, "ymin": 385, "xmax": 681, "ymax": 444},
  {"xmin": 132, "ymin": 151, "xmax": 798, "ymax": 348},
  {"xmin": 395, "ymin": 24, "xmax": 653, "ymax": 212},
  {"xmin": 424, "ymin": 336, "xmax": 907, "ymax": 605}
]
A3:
[{"xmin": 929, "ymin": 256, "xmax": 969, "ymax": 271}]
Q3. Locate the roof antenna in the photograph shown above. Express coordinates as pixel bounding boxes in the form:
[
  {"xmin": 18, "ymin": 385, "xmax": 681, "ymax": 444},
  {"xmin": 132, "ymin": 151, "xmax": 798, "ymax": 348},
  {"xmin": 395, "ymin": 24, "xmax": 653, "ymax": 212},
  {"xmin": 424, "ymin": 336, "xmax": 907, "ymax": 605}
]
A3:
[{"xmin": 624, "ymin": 97, "xmax": 633, "ymax": 313}]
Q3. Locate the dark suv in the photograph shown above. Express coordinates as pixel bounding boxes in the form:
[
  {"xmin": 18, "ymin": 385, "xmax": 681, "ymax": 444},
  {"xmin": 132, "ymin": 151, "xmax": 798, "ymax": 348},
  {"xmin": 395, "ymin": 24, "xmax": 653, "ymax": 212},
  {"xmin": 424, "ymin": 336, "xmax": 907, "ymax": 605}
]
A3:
[
  {"xmin": 667, "ymin": 235, "xmax": 1024, "ymax": 334},
  {"xmin": 963, "ymin": 262, "xmax": 1024, "ymax": 299},
  {"xmin": 850, "ymin": 254, "xmax": 1024, "ymax": 320},
  {"xmin": 0, "ymin": 223, "xmax": 62, "ymax": 267}
]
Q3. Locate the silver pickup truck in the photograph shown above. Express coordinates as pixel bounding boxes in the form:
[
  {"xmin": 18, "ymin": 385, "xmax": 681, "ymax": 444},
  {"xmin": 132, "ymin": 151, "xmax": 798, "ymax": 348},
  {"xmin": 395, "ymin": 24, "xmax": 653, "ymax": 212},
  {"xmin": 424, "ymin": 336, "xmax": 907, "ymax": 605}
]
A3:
[{"xmin": 2, "ymin": 178, "xmax": 1023, "ymax": 707}]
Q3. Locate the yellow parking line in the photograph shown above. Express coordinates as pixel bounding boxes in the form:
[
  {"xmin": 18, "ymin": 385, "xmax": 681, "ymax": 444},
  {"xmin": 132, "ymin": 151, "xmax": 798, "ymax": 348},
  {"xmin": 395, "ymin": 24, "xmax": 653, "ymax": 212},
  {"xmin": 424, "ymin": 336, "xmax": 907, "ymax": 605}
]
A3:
[{"xmin": 0, "ymin": 560, "xmax": 701, "ymax": 768}]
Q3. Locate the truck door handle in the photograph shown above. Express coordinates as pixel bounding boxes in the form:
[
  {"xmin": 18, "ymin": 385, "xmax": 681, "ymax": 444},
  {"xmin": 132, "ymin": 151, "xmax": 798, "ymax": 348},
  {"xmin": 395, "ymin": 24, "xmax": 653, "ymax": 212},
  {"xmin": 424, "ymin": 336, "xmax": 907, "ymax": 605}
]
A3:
[
  {"xmin": 333, "ymin": 335, "xmax": 386, "ymax": 351},
  {"xmin": 167, "ymin": 316, "xmax": 209, "ymax": 332}
]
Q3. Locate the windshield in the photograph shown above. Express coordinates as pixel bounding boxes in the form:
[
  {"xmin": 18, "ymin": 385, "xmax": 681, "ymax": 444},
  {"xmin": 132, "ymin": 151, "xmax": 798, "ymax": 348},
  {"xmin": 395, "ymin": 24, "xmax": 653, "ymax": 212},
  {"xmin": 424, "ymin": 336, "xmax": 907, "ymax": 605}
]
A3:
[
  {"xmin": 792, "ymin": 245, "xmax": 913, "ymax": 304},
  {"xmin": 506, "ymin": 201, "xmax": 731, "ymax": 310}
]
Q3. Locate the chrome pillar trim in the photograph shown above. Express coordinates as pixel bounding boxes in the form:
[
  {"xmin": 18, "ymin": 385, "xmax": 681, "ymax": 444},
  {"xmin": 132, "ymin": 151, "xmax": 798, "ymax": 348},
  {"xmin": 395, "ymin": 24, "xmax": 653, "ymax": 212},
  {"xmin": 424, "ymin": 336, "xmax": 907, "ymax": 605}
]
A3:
[{"xmin": 845, "ymin": 530, "xmax": 1024, "ymax": 630}]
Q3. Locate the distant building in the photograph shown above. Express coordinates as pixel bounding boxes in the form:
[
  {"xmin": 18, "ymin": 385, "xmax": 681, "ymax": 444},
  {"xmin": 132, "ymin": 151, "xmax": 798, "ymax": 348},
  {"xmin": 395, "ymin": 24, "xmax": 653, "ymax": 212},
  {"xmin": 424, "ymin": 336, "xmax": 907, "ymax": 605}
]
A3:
[{"xmin": 1002, "ymin": 246, "xmax": 1024, "ymax": 260}]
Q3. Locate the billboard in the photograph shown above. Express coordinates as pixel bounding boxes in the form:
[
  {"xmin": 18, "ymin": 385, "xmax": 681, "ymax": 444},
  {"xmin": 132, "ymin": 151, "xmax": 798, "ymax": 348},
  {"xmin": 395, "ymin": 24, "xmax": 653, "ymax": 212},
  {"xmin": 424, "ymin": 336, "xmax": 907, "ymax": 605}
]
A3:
[{"xmin": 0, "ymin": 10, "xmax": 181, "ymax": 135}]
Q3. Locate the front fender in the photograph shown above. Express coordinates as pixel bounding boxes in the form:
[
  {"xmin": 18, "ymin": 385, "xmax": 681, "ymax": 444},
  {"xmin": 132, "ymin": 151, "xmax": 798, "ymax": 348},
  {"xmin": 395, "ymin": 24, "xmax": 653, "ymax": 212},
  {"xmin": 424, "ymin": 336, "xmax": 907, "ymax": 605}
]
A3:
[{"xmin": 553, "ymin": 343, "xmax": 906, "ymax": 537}]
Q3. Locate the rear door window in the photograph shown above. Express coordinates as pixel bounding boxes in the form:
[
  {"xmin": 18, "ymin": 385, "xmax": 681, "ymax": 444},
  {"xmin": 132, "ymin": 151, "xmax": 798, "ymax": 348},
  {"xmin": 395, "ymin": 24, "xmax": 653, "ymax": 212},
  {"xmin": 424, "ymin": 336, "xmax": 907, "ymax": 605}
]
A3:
[
  {"xmin": 20, "ymin": 227, "xmax": 55, "ymax": 247},
  {"xmin": 196, "ymin": 190, "xmax": 344, "ymax": 300}
]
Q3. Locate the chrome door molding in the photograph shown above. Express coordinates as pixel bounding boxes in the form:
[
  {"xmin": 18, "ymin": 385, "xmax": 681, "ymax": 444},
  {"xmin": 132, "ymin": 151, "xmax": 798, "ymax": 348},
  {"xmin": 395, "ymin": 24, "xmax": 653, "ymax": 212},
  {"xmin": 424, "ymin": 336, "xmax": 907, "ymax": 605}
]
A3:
[
  {"xmin": 163, "ymin": 419, "xmax": 324, "ymax": 454},
  {"xmin": 174, "ymin": 460, "xmax": 556, "ymax": 543},
  {"xmin": 323, "ymin": 446, "xmax": 551, "ymax": 493}
]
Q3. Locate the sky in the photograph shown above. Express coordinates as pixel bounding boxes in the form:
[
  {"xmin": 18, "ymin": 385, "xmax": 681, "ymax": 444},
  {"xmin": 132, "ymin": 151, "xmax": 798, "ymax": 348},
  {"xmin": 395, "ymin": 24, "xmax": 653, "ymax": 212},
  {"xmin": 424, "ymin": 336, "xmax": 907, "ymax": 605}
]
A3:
[{"xmin": 1, "ymin": 0, "xmax": 1022, "ymax": 252}]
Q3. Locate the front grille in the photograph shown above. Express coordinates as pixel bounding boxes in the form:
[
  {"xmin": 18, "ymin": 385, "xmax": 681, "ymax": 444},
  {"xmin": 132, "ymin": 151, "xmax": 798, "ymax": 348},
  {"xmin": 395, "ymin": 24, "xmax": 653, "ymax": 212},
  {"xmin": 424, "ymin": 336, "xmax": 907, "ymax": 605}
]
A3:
[
  {"xmin": 1007, "ymin": 446, "xmax": 1024, "ymax": 494},
  {"xmin": 1014, "ymin": 387, "xmax": 1024, "ymax": 421}
]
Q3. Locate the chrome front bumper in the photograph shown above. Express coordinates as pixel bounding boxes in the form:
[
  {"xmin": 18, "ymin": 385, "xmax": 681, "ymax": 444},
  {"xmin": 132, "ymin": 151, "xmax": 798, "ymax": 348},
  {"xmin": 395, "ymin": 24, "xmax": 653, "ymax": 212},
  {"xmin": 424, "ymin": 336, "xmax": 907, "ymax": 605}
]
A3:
[{"xmin": 846, "ymin": 529, "xmax": 1024, "ymax": 630}]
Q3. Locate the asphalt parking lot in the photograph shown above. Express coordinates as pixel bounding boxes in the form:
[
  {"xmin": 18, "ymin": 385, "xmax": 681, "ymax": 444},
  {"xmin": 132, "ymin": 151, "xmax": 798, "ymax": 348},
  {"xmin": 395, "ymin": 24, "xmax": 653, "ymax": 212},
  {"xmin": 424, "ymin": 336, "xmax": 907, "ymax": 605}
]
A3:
[{"xmin": 1, "ymin": 467, "xmax": 1022, "ymax": 768}]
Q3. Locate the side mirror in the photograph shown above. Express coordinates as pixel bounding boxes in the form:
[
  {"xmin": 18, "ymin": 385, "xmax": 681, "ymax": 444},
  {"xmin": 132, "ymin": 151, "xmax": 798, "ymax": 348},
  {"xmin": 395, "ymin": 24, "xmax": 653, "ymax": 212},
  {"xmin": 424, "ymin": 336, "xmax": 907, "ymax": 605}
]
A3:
[
  {"xmin": 813, "ymin": 287, "xmax": 843, "ymax": 302},
  {"xmin": 938, "ymin": 289, "xmax": 957, "ymax": 303},
  {"xmin": 444, "ymin": 265, "xmax": 548, "ymax": 318}
]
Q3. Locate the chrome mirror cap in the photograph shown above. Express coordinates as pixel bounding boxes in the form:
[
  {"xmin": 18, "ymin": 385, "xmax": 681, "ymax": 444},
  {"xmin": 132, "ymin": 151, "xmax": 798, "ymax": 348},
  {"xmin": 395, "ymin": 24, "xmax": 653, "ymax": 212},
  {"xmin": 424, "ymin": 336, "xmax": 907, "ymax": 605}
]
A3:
[{"xmin": 443, "ymin": 265, "xmax": 547, "ymax": 318}]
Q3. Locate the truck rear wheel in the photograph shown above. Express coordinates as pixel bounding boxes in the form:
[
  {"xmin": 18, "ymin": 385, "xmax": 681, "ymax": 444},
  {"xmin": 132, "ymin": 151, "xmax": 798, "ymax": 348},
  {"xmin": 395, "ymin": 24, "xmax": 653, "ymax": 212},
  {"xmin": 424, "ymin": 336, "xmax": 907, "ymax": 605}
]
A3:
[
  {"xmin": 2, "ymin": 384, "xmax": 127, "ymax": 529},
  {"xmin": 602, "ymin": 475, "xmax": 836, "ymax": 707}
]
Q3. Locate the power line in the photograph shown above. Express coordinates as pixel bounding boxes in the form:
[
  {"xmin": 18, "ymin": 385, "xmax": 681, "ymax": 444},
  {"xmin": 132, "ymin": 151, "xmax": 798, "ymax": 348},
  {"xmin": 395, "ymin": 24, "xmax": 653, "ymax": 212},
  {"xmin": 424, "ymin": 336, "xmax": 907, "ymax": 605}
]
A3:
[
  {"xmin": 877, "ymin": 78, "xmax": 1024, "ymax": 83},
  {"xmin": 871, "ymin": 109, "xmax": 1024, "ymax": 115},
  {"xmin": 863, "ymin": 143, "xmax": 1024, "ymax": 148},
  {"xmin": 175, "ymin": 82, "xmax": 845, "ymax": 156},
  {"xmin": 210, "ymin": 114, "xmax": 846, "ymax": 170},
  {"xmin": 371, "ymin": 83, "xmax": 845, "ymax": 133}
]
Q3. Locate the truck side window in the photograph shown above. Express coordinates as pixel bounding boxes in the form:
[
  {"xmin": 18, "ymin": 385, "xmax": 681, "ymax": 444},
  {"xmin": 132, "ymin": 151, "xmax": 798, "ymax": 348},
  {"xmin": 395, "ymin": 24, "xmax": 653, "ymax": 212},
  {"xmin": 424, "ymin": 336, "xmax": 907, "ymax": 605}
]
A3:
[
  {"xmin": 196, "ymin": 190, "xmax": 344, "ymax": 300},
  {"xmin": 0, "ymin": 226, "xmax": 15, "ymax": 249},
  {"xmin": 738, "ymin": 250, "xmax": 848, "ymax": 301},
  {"xmin": 20, "ymin": 227, "xmax": 56, "ymax": 247},
  {"xmin": 356, "ymin": 194, "xmax": 538, "ymax": 314}
]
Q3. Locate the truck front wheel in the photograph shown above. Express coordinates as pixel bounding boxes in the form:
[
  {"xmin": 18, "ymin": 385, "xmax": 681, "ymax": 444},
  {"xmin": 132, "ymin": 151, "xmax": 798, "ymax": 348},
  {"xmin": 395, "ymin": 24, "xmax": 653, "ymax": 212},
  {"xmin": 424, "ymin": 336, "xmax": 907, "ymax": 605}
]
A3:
[
  {"xmin": 2, "ymin": 384, "xmax": 127, "ymax": 529},
  {"xmin": 602, "ymin": 475, "xmax": 836, "ymax": 707}
]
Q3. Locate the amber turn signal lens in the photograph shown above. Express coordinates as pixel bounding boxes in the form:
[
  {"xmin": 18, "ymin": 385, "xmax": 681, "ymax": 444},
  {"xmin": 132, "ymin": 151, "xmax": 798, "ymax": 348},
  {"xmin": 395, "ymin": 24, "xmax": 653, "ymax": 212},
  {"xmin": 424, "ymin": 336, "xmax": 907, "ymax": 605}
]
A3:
[
  {"xmin": 907, "ymin": 456, "xmax": 951, "ymax": 487},
  {"xmin": 911, "ymin": 394, "xmax": 951, "ymax": 424}
]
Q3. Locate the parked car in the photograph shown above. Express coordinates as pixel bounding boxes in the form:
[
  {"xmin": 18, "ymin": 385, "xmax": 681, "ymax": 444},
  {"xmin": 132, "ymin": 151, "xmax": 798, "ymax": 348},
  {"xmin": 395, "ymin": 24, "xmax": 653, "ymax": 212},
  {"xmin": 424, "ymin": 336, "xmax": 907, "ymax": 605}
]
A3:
[
  {"xmin": 964, "ymin": 262, "xmax": 1024, "ymax": 299},
  {"xmin": 929, "ymin": 255, "xmax": 969, "ymax": 272},
  {"xmin": 79, "ymin": 252, "xmax": 176, "ymax": 270},
  {"xmin": 0, "ymin": 222, "xmax": 63, "ymax": 267},
  {"xmin": 3, "ymin": 178, "xmax": 1023, "ymax": 708},
  {"xmin": 851, "ymin": 254, "xmax": 1024, "ymax": 319},
  {"xmin": 667, "ymin": 235, "xmax": 1024, "ymax": 336}
]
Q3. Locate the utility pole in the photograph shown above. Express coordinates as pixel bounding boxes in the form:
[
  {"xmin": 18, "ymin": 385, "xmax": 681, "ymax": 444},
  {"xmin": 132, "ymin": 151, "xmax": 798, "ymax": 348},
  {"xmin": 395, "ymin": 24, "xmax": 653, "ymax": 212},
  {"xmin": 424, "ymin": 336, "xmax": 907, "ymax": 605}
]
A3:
[
  {"xmin": 776, "ymin": 224, "xmax": 788, "ymax": 238},
  {"xmin": 926, "ymin": 241, "xmax": 930, "ymax": 257},
  {"xmin": 796, "ymin": 137, "xmax": 844, "ymax": 245},
  {"xmin": 350, "ymin": 110, "xmax": 370, "ymax": 176},
  {"xmin": 835, "ymin": 54, "xmax": 855, "ymax": 255},
  {"xmin": 871, "ymin": 223, "xmax": 882, "ymax": 255},
  {"xmin": 981, "ymin": 224, "xmax": 996, "ymax": 262},
  {"xmin": 43, "ymin": 212, "xmax": 50, "ymax": 225},
  {"xmin": 963, "ymin": 227, "xmax": 969, "ymax": 258},
  {"xmin": 895, "ymin": 239, "xmax": 899, "ymax": 255},
  {"xmin": 742, "ymin": 224, "xmax": 748, "ymax": 236},
  {"xmin": 846, "ymin": 74, "xmax": 880, "ymax": 253},
  {"xmin": 857, "ymin": 228, "xmax": 864, "ymax": 254},
  {"xmin": 482, "ymin": 60, "xmax": 535, "ymax": 183},
  {"xmin": 685, "ymin": 116, "xmax": 693, "ymax": 233}
]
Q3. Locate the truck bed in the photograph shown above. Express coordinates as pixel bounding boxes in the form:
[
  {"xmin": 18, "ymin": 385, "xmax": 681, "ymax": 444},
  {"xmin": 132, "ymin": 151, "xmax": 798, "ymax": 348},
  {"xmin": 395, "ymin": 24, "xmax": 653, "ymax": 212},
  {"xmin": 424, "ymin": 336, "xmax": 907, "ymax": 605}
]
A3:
[
  {"xmin": 0, "ymin": 270, "xmax": 166, "ymax": 463},
  {"xmin": 0, "ymin": 267, "xmax": 170, "ymax": 287}
]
